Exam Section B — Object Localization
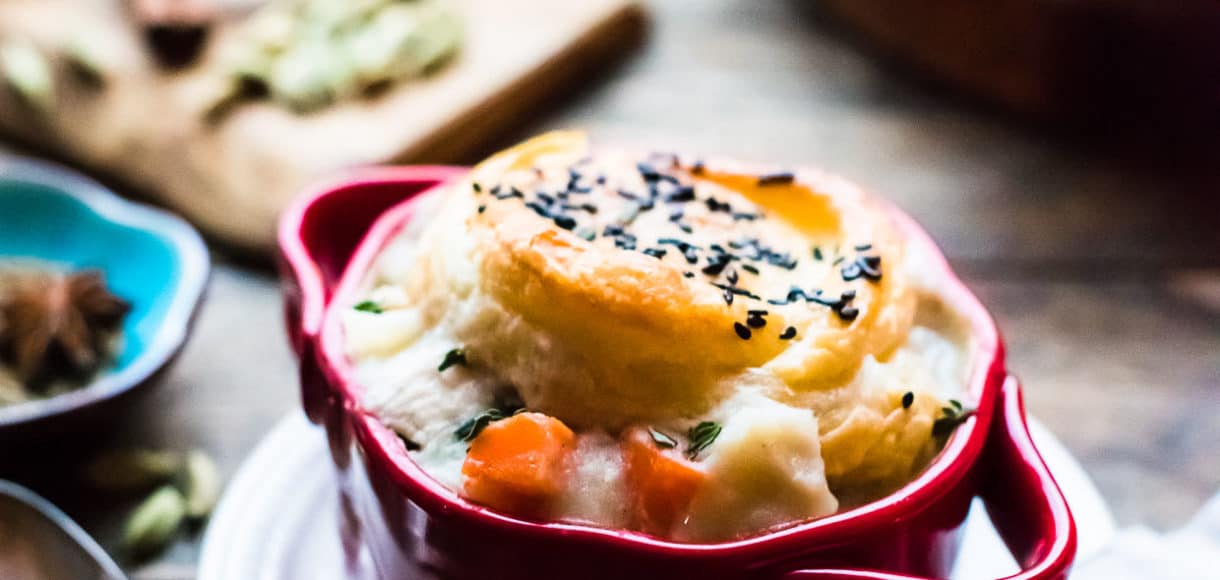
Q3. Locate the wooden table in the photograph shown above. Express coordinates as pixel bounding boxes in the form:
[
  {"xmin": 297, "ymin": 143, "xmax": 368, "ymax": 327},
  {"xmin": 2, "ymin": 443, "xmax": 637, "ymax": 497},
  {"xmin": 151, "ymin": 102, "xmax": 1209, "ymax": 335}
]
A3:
[{"xmin": 4, "ymin": 1, "xmax": 1218, "ymax": 577}]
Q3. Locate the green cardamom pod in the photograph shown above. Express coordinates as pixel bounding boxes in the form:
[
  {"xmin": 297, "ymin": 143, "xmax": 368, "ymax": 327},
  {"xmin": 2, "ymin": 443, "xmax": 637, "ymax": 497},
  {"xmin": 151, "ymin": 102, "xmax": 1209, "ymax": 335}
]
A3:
[
  {"xmin": 84, "ymin": 449, "xmax": 183, "ymax": 491},
  {"xmin": 182, "ymin": 450, "xmax": 221, "ymax": 520},
  {"xmin": 122, "ymin": 486, "xmax": 186, "ymax": 557},
  {"xmin": 0, "ymin": 40, "xmax": 54, "ymax": 112},
  {"xmin": 62, "ymin": 37, "xmax": 110, "ymax": 87}
]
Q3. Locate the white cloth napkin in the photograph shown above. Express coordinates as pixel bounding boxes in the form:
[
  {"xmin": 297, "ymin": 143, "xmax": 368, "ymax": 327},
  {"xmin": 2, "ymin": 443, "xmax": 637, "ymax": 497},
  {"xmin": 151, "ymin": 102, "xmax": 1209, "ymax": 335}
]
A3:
[{"xmin": 1074, "ymin": 493, "xmax": 1220, "ymax": 579}]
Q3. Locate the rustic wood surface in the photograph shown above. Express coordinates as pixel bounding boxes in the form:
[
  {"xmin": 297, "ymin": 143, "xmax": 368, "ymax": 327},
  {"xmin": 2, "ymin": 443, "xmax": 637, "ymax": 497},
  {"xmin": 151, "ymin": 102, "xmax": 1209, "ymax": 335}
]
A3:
[{"xmin": 3, "ymin": 0, "xmax": 1218, "ymax": 577}]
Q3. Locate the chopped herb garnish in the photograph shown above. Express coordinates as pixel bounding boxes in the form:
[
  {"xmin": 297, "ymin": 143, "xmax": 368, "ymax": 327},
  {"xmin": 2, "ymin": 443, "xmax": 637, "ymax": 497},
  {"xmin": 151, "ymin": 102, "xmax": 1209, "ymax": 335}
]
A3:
[
  {"xmin": 932, "ymin": 401, "xmax": 975, "ymax": 437},
  {"xmin": 687, "ymin": 421, "xmax": 722, "ymax": 459},
  {"xmin": 648, "ymin": 428, "xmax": 677, "ymax": 449},
  {"xmin": 454, "ymin": 407, "xmax": 517, "ymax": 442},
  {"xmin": 902, "ymin": 391, "xmax": 914, "ymax": 409},
  {"xmin": 399, "ymin": 433, "xmax": 421, "ymax": 451},
  {"xmin": 438, "ymin": 348, "xmax": 467, "ymax": 372},
  {"xmin": 353, "ymin": 301, "xmax": 382, "ymax": 313}
]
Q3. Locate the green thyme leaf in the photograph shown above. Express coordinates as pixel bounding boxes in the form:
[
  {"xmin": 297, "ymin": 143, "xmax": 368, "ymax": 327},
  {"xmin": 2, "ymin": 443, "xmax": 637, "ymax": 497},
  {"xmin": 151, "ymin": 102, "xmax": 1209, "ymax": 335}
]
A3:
[
  {"xmin": 686, "ymin": 421, "xmax": 722, "ymax": 459},
  {"xmin": 438, "ymin": 348, "xmax": 467, "ymax": 372},
  {"xmin": 455, "ymin": 408, "xmax": 511, "ymax": 442},
  {"xmin": 648, "ymin": 427, "xmax": 677, "ymax": 449},
  {"xmin": 353, "ymin": 300, "xmax": 383, "ymax": 313},
  {"xmin": 932, "ymin": 401, "xmax": 975, "ymax": 438}
]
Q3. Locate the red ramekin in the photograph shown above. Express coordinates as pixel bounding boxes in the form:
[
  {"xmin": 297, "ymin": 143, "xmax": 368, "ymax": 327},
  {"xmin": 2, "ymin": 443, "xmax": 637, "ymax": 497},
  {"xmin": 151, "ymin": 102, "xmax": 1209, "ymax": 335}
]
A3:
[{"xmin": 278, "ymin": 166, "xmax": 1076, "ymax": 579}]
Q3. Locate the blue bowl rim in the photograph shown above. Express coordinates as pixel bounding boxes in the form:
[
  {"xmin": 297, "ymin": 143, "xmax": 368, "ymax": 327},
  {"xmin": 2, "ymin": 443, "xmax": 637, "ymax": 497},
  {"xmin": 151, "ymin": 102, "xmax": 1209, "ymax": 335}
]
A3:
[{"xmin": 0, "ymin": 155, "xmax": 210, "ymax": 428}]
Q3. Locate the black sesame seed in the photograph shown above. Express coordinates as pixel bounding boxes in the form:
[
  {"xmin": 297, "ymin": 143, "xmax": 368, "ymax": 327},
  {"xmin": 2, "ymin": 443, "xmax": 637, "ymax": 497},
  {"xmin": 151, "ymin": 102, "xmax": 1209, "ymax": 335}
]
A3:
[
  {"xmin": 726, "ymin": 269, "xmax": 738, "ymax": 285},
  {"xmin": 684, "ymin": 248, "xmax": 699, "ymax": 264},
  {"xmin": 723, "ymin": 287, "xmax": 734, "ymax": 305},
  {"xmin": 642, "ymin": 248, "xmax": 667, "ymax": 259},
  {"xmin": 855, "ymin": 243, "xmax": 873, "ymax": 251},
  {"xmin": 746, "ymin": 313, "xmax": 766, "ymax": 329},
  {"xmin": 780, "ymin": 326, "xmax": 797, "ymax": 340},
  {"xmin": 731, "ymin": 212, "xmax": 760, "ymax": 221},
  {"xmin": 758, "ymin": 172, "xmax": 795, "ymax": 186},
  {"xmin": 603, "ymin": 224, "xmax": 624, "ymax": 237},
  {"xmin": 683, "ymin": 271, "xmax": 695, "ymax": 278},
  {"xmin": 838, "ymin": 306, "xmax": 859, "ymax": 321},
  {"xmin": 813, "ymin": 247, "xmax": 823, "ymax": 261},
  {"xmin": 553, "ymin": 215, "xmax": 577, "ymax": 230},
  {"xmin": 741, "ymin": 263, "xmax": 760, "ymax": 275},
  {"xmin": 637, "ymin": 162, "xmax": 660, "ymax": 182},
  {"xmin": 473, "ymin": 182, "xmax": 483, "ymax": 193},
  {"xmin": 841, "ymin": 289, "xmax": 857, "ymax": 300},
  {"xmin": 748, "ymin": 309, "xmax": 768, "ymax": 316},
  {"xmin": 477, "ymin": 205, "xmax": 486, "ymax": 214},
  {"xmin": 702, "ymin": 259, "xmax": 728, "ymax": 276},
  {"xmin": 841, "ymin": 262, "xmax": 863, "ymax": 281},
  {"xmin": 706, "ymin": 197, "xmax": 731, "ymax": 213},
  {"xmin": 525, "ymin": 201, "xmax": 550, "ymax": 217},
  {"xmin": 536, "ymin": 192, "xmax": 555, "ymax": 205},
  {"xmin": 902, "ymin": 391, "xmax": 914, "ymax": 409},
  {"xmin": 667, "ymin": 185, "xmax": 696, "ymax": 203},
  {"xmin": 733, "ymin": 322, "xmax": 751, "ymax": 340}
]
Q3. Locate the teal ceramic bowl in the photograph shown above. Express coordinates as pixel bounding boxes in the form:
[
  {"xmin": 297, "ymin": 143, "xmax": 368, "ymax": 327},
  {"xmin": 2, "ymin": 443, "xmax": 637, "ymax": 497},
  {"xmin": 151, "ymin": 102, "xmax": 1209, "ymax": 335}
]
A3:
[{"xmin": 0, "ymin": 155, "xmax": 208, "ymax": 435}]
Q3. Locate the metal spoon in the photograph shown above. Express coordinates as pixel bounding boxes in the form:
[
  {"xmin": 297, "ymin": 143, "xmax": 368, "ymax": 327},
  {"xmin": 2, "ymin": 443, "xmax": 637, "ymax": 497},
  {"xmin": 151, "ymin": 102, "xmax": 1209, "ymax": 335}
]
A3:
[{"xmin": 0, "ymin": 480, "xmax": 126, "ymax": 580}]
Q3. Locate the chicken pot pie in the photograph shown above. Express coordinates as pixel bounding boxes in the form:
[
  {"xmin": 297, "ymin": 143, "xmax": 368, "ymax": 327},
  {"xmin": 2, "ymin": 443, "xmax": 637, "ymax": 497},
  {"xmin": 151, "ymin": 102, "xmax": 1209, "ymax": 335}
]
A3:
[{"xmin": 343, "ymin": 132, "xmax": 975, "ymax": 542}]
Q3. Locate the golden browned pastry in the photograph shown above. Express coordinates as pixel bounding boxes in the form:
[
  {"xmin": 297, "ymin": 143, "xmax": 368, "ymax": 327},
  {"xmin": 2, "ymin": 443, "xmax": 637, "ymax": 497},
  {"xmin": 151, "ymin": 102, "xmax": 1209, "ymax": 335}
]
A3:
[{"xmin": 345, "ymin": 132, "xmax": 972, "ymax": 541}]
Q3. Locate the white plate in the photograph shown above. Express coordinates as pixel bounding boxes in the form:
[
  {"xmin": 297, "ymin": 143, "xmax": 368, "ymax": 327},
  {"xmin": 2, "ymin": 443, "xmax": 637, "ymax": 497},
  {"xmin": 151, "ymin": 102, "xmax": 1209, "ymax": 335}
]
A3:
[{"xmin": 200, "ymin": 413, "xmax": 1115, "ymax": 580}]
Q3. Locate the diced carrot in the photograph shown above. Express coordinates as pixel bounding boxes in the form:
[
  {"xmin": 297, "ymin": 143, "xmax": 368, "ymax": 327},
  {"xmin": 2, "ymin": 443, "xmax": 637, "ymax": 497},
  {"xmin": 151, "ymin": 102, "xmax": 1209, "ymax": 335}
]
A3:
[
  {"xmin": 622, "ymin": 426, "xmax": 707, "ymax": 535},
  {"xmin": 461, "ymin": 412, "xmax": 576, "ymax": 516}
]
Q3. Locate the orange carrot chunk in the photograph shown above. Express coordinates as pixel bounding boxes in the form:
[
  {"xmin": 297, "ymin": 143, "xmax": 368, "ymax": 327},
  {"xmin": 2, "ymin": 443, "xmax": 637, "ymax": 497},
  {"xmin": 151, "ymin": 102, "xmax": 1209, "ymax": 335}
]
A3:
[
  {"xmin": 622, "ymin": 426, "xmax": 707, "ymax": 535},
  {"xmin": 461, "ymin": 412, "xmax": 576, "ymax": 516}
]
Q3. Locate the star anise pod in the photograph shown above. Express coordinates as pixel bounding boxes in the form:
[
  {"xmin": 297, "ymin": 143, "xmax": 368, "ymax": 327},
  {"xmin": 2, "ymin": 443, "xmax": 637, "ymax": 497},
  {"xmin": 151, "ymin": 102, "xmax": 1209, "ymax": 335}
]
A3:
[{"xmin": 0, "ymin": 269, "xmax": 131, "ymax": 390}]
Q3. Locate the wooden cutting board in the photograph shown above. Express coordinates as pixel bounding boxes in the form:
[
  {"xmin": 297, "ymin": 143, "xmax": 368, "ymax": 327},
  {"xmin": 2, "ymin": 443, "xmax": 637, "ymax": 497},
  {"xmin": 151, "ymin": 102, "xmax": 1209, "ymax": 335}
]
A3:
[{"xmin": 0, "ymin": 0, "xmax": 646, "ymax": 253}]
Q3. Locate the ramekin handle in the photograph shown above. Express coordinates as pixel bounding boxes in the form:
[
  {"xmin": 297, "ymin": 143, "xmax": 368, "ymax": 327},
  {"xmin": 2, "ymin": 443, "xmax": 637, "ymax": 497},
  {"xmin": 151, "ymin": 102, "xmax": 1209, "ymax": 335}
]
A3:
[
  {"xmin": 277, "ymin": 166, "xmax": 466, "ymax": 355},
  {"xmin": 784, "ymin": 376, "xmax": 1076, "ymax": 580}
]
